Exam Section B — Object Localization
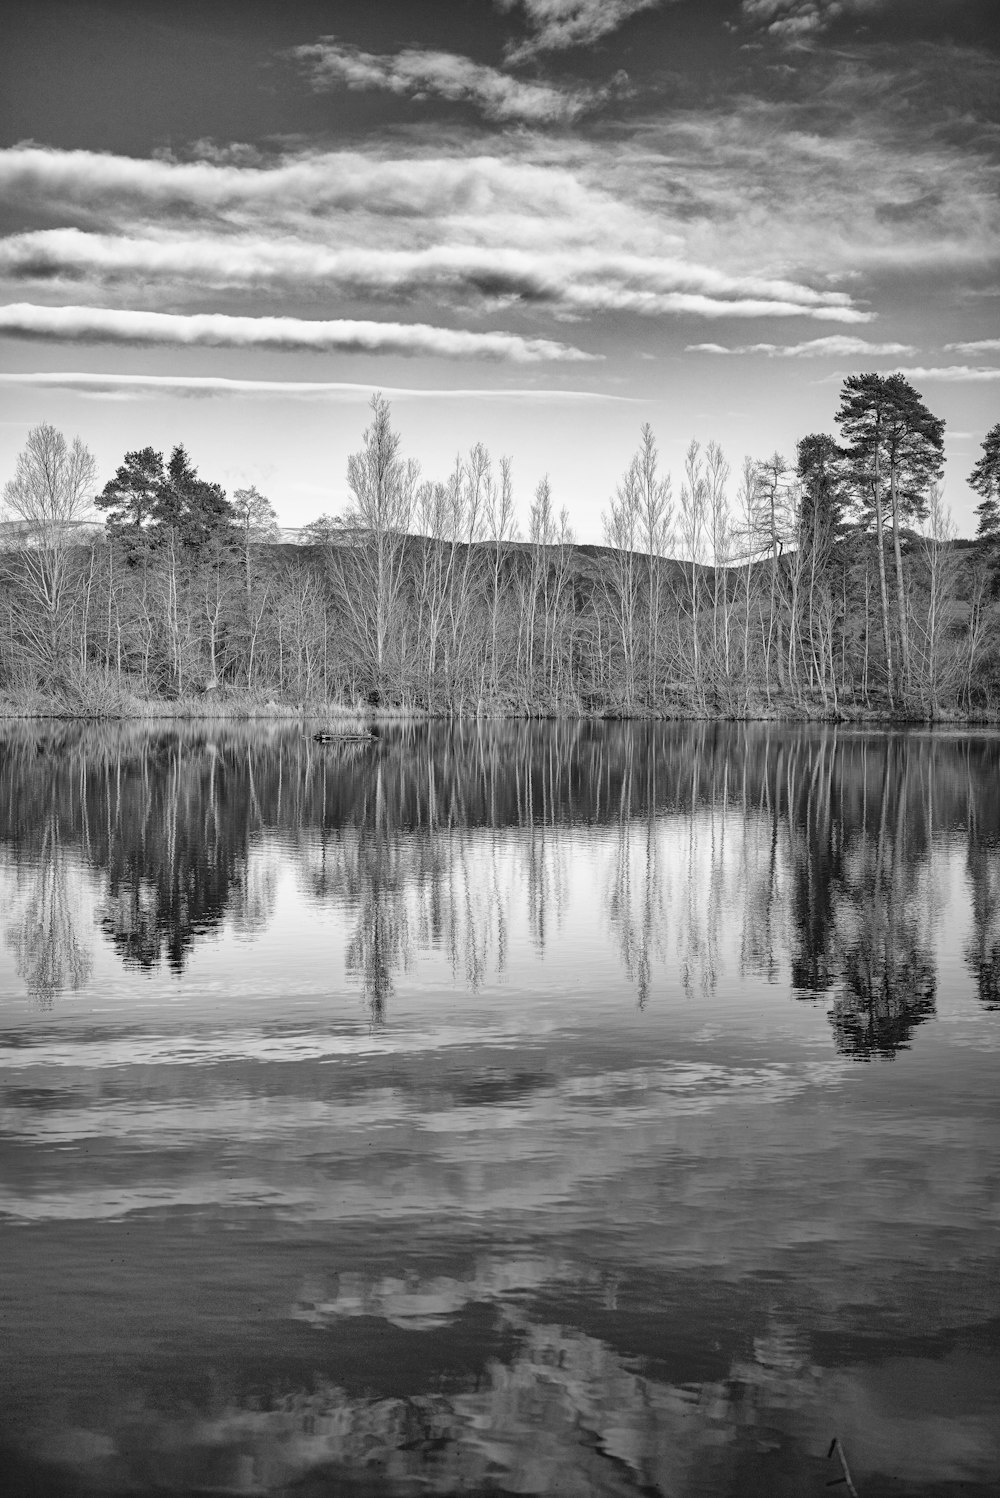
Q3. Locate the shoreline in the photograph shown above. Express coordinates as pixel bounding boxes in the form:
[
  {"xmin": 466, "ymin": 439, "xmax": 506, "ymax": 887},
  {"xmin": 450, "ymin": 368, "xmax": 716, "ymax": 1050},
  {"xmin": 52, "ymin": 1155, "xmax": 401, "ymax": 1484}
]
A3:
[{"xmin": 1, "ymin": 704, "xmax": 998, "ymax": 728}]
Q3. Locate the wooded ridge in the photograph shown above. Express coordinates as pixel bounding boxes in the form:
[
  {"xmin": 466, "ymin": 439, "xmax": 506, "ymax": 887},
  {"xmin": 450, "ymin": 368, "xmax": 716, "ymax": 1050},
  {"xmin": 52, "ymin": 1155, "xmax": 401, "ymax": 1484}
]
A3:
[{"xmin": 1, "ymin": 379, "xmax": 998, "ymax": 718}]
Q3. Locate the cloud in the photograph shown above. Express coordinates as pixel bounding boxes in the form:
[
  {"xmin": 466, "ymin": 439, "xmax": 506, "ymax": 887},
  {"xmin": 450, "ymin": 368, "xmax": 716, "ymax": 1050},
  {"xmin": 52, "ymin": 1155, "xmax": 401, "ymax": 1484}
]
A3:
[
  {"xmin": 289, "ymin": 39, "xmax": 603, "ymax": 123},
  {"xmin": 0, "ymin": 303, "xmax": 595, "ymax": 363},
  {"xmin": 625, "ymin": 296, "xmax": 869, "ymax": 321},
  {"xmin": 620, "ymin": 72, "xmax": 1000, "ymax": 287},
  {"xmin": 894, "ymin": 365, "xmax": 1000, "ymax": 382},
  {"xmin": 0, "ymin": 58, "xmax": 994, "ymax": 371},
  {"xmin": 498, "ymin": 0, "xmax": 662, "ymax": 59},
  {"xmin": 3, "ymin": 110, "xmax": 995, "ymax": 302},
  {"xmin": 685, "ymin": 335, "xmax": 915, "ymax": 356},
  {"xmin": 0, "ymin": 372, "xmax": 627, "ymax": 401},
  {"xmin": 740, "ymin": 0, "xmax": 888, "ymax": 38},
  {"xmin": 0, "ymin": 230, "xmax": 870, "ymax": 322},
  {"xmin": 944, "ymin": 338, "xmax": 1000, "ymax": 355},
  {"xmin": 0, "ymin": 145, "xmax": 604, "ymax": 229}
]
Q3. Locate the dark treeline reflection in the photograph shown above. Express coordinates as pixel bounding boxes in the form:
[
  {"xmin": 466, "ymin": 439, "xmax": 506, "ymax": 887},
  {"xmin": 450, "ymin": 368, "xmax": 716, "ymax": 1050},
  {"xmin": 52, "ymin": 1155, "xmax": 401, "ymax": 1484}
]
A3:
[{"xmin": 1, "ymin": 722, "xmax": 998, "ymax": 1051}]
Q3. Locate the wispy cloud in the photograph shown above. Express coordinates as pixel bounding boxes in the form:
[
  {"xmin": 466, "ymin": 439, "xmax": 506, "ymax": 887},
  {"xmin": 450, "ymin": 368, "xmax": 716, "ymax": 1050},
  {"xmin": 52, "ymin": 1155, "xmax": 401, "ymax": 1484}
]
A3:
[
  {"xmin": 944, "ymin": 338, "xmax": 1000, "ymax": 356},
  {"xmin": 621, "ymin": 71, "xmax": 1000, "ymax": 286},
  {"xmin": 740, "ymin": 0, "xmax": 888, "ymax": 39},
  {"xmin": 0, "ymin": 372, "xmax": 626, "ymax": 401},
  {"xmin": 289, "ymin": 39, "xmax": 604, "ymax": 124},
  {"xmin": 0, "ymin": 230, "xmax": 869, "ymax": 322},
  {"xmin": 685, "ymin": 335, "xmax": 914, "ymax": 356},
  {"xmin": 894, "ymin": 364, "xmax": 1000, "ymax": 382},
  {"xmin": 0, "ymin": 303, "xmax": 595, "ymax": 362},
  {"xmin": 630, "ymin": 296, "xmax": 868, "ymax": 321},
  {"xmin": 499, "ymin": 0, "xmax": 661, "ymax": 59}
]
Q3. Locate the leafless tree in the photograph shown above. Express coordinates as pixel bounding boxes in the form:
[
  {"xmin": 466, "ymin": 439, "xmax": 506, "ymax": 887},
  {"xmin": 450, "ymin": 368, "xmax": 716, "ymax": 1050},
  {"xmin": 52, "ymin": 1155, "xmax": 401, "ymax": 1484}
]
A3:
[
  {"xmin": 2, "ymin": 423, "xmax": 96, "ymax": 679},
  {"xmin": 678, "ymin": 440, "xmax": 707, "ymax": 706},
  {"xmin": 336, "ymin": 393, "xmax": 418, "ymax": 700}
]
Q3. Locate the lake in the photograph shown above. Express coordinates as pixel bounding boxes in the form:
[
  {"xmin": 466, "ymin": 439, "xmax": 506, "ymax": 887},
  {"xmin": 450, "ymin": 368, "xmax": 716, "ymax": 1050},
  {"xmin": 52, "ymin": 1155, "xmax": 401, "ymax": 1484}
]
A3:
[{"xmin": 0, "ymin": 720, "xmax": 998, "ymax": 1497}]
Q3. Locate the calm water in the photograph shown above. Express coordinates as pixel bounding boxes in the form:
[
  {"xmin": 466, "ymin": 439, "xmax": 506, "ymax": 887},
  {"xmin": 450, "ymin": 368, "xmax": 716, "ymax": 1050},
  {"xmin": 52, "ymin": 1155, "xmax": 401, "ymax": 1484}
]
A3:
[{"xmin": 0, "ymin": 721, "xmax": 998, "ymax": 1497}]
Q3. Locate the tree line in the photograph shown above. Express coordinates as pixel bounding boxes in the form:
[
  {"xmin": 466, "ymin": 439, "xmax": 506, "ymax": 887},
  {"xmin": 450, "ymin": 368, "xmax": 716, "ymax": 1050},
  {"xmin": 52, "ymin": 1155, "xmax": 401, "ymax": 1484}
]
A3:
[{"xmin": 1, "ymin": 376, "xmax": 998, "ymax": 716}]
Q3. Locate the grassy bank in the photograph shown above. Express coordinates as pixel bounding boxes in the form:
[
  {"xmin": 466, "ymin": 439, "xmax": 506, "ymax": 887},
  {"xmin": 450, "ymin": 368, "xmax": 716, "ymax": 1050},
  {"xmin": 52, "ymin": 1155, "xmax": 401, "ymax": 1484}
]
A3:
[
  {"xmin": 1, "ymin": 682, "xmax": 996, "ymax": 726},
  {"xmin": 0, "ymin": 680, "xmax": 430, "ymax": 723}
]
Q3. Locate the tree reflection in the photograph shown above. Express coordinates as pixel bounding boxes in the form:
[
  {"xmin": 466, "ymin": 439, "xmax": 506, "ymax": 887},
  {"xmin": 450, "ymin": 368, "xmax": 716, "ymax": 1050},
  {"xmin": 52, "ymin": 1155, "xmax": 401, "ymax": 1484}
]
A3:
[
  {"xmin": 5, "ymin": 812, "xmax": 92, "ymax": 1007},
  {"xmin": 606, "ymin": 814, "xmax": 657, "ymax": 1008},
  {"xmin": 784, "ymin": 729, "xmax": 841, "ymax": 995},
  {"xmin": 231, "ymin": 849, "xmax": 279, "ymax": 938},
  {"xmin": 98, "ymin": 736, "xmax": 248, "ymax": 971},
  {"xmin": 832, "ymin": 893, "xmax": 936, "ymax": 1059},
  {"xmin": 0, "ymin": 721, "xmax": 997, "ymax": 1049},
  {"xmin": 822, "ymin": 738, "xmax": 937, "ymax": 1057},
  {"xmin": 341, "ymin": 825, "xmax": 411, "ymax": 1026},
  {"xmin": 965, "ymin": 842, "xmax": 1000, "ymax": 1011}
]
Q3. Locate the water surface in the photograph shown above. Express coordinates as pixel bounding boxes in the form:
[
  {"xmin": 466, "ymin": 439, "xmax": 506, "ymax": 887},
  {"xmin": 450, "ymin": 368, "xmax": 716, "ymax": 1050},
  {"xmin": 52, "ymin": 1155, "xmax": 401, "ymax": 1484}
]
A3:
[{"xmin": 1, "ymin": 721, "xmax": 998, "ymax": 1496}]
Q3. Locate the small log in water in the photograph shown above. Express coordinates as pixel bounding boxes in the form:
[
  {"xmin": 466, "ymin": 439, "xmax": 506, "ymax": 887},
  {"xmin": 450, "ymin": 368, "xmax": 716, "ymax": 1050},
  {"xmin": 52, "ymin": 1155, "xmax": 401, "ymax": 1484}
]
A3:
[
  {"xmin": 826, "ymin": 1437, "xmax": 860, "ymax": 1496},
  {"xmin": 311, "ymin": 728, "xmax": 380, "ymax": 744}
]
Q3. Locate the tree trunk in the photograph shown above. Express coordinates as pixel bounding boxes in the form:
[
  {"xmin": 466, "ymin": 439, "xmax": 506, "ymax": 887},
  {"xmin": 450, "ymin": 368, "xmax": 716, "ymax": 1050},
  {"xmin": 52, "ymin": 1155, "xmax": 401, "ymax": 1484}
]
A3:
[
  {"xmin": 889, "ymin": 466, "xmax": 910, "ymax": 695},
  {"xmin": 872, "ymin": 477, "xmax": 894, "ymax": 706}
]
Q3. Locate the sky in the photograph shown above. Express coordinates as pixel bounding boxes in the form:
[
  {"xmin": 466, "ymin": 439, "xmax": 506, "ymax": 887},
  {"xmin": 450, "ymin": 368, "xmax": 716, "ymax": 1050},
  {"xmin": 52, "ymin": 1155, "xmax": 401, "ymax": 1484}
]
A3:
[{"xmin": 1, "ymin": 0, "xmax": 998, "ymax": 539}]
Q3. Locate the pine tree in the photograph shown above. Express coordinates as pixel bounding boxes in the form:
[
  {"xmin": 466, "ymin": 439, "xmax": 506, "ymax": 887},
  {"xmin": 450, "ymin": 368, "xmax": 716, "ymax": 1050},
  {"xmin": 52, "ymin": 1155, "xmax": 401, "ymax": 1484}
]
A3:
[
  {"xmin": 154, "ymin": 445, "xmax": 234, "ymax": 551},
  {"xmin": 95, "ymin": 447, "xmax": 164, "ymax": 540},
  {"xmin": 837, "ymin": 374, "xmax": 944, "ymax": 701},
  {"xmin": 969, "ymin": 423, "xmax": 1000, "ymax": 541}
]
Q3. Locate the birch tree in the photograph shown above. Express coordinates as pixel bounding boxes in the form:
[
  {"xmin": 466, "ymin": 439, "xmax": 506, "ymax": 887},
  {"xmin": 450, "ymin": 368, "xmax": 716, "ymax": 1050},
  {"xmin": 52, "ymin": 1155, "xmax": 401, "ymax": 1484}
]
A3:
[
  {"xmin": 337, "ymin": 393, "xmax": 418, "ymax": 701},
  {"xmin": 633, "ymin": 424, "xmax": 672, "ymax": 704},
  {"xmin": 2, "ymin": 423, "xmax": 97, "ymax": 681},
  {"xmin": 677, "ymin": 440, "xmax": 706, "ymax": 705},
  {"xmin": 602, "ymin": 451, "xmax": 641, "ymax": 707}
]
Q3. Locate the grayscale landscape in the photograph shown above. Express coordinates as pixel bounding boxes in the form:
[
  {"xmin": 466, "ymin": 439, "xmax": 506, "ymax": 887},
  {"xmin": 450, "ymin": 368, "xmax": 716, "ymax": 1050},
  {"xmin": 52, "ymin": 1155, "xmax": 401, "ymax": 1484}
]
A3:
[{"xmin": 1, "ymin": 3, "xmax": 999, "ymax": 1495}]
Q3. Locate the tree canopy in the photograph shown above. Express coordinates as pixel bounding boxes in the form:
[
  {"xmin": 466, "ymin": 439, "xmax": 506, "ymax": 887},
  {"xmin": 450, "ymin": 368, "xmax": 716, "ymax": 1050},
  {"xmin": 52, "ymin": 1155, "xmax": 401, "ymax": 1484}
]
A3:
[
  {"xmin": 796, "ymin": 433, "xmax": 845, "ymax": 541},
  {"xmin": 837, "ymin": 373, "xmax": 944, "ymax": 528},
  {"xmin": 95, "ymin": 444, "xmax": 233, "ymax": 551},
  {"xmin": 96, "ymin": 446, "xmax": 163, "ymax": 534}
]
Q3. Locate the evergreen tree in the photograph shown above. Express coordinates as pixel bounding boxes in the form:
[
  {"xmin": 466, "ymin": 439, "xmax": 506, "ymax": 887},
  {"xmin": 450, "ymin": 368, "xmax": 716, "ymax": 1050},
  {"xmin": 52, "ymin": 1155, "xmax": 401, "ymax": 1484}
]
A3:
[
  {"xmin": 154, "ymin": 445, "xmax": 233, "ymax": 550},
  {"xmin": 796, "ymin": 433, "xmax": 845, "ymax": 541},
  {"xmin": 969, "ymin": 422, "xmax": 1000, "ymax": 541},
  {"xmin": 837, "ymin": 373, "xmax": 944, "ymax": 700},
  {"xmin": 95, "ymin": 447, "xmax": 165, "ymax": 536}
]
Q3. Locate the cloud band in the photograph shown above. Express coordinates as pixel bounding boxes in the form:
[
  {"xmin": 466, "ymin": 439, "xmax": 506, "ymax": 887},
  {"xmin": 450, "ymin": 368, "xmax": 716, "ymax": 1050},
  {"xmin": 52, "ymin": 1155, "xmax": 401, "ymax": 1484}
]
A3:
[{"xmin": 0, "ymin": 303, "xmax": 595, "ymax": 363}]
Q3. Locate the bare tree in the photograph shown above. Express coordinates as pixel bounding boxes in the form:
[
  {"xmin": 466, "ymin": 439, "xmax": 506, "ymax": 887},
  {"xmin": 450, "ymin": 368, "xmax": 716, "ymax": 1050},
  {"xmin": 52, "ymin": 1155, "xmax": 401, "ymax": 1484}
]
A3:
[
  {"xmin": 602, "ymin": 454, "xmax": 641, "ymax": 708},
  {"xmin": 735, "ymin": 456, "xmax": 761, "ymax": 707},
  {"xmin": 915, "ymin": 482, "xmax": 958, "ymax": 714},
  {"xmin": 336, "ymin": 394, "xmax": 417, "ymax": 701},
  {"xmin": 484, "ymin": 455, "xmax": 517, "ymax": 706},
  {"xmin": 446, "ymin": 443, "xmax": 488, "ymax": 709},
  {"xmin": 677, "ymin": 440, "xmax": 707, "ymax": 706},
  {"xmin": 414, "ymin": 471, "xmax": 454, "ymax": 707},
  {"xmin": 232, "ymin": 485, "xmax": 280, "ymax": 598},
  {"xmin": 2, "ymin": 423, "xmax": 96, "ymax": 680},
  {"xmin": 634, "ymin": 425, "xmax": 673, "ymax": 705},
  {"xmin": 705, "ymin": 440, "xmax": 732, "ymax": 686},
  {"xmin": 756, "ymin": 451, "xmax": 793, "ymax": 695}
]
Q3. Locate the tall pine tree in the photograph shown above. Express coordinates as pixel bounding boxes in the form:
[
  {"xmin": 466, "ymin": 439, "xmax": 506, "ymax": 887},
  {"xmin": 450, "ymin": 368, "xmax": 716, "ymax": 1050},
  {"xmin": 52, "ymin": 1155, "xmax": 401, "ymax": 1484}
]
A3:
[
  {"xmin": 969, "ymin": 423, "xmax": 1000, "ymax": 541},
  {"xmin": 837, "ymin": 374, "xmax": 944, "ymax": 701}
]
